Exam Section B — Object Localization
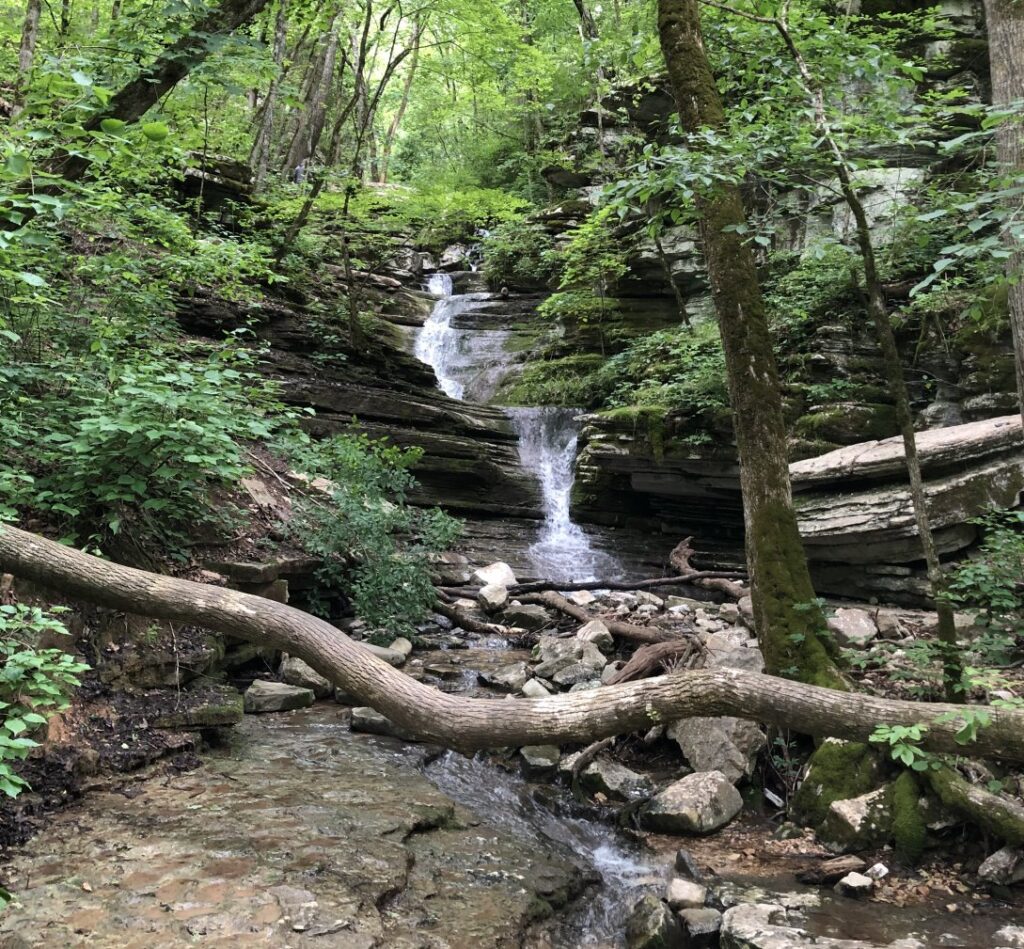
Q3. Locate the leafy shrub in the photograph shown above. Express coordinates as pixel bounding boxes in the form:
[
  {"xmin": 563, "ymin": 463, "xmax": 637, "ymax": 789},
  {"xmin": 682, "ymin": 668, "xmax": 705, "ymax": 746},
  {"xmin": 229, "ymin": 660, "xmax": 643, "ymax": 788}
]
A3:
[
  {"xmin": 0, "ymin": 604, "xmax": 88, "ymax": 798},
  {"xmin": 482, "ymin": 221, "xmax": 557, "ymax": 288},
  {"xmin": 285, "ymin": 432, "xmax": 462, "ymax": 636}
]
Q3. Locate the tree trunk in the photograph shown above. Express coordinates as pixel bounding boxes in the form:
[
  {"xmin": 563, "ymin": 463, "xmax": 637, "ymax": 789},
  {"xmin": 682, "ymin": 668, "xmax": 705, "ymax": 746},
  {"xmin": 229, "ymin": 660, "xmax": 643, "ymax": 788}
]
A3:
[
  {"xmin": 249, "ymin": 0, "xmax": 289, "ymax": 188},
  {"xmin": 656, "ymin": 0, "xmax": 843, "ymax": 688},
  {"xmin": 13, "ymin": 0, "xmax": 42, "ymax": 113},
  {"xmin": 378, "ymin": 20, "xmax": 422, "ymax": 184},
  {"xmin": 2, "ymin": 523, "xmax": 1022, "ymax": 759},
  {"xmin": 983, "ymin": 0, "xmax": 1024, "ymax": 426}
]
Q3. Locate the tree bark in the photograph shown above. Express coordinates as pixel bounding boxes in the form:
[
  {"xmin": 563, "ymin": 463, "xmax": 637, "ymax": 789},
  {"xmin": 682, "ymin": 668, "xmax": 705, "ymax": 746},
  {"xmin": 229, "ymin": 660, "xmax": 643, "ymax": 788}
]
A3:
[
  {"xmin": 983, "ymin": 0, "xmax": 1024, "ymax": 426},
  {"xmin": 249, "ymin": 0, "xmax": 289, "ymax": 188},
  {"xmin": 13, "ymin": 0, "xmax": 42, "ymax": 114},
  {"xmin": 2, "ymin": 523, "xmax": 1023, "ymax": 759},
  {"xmin": 378, "ymin": 18, "xmax": 422, "ymax": 183},
  {"xmin": 657, "ymin": 0, "xmax": 843, "ymax": 688}
]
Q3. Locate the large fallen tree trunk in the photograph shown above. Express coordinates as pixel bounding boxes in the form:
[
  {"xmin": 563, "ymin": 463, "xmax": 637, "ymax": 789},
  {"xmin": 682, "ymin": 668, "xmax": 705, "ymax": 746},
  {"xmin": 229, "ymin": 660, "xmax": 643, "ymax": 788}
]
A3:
[{"xmin": 3, "ymin": 523, "xmax": 1024, "ymax": 760}]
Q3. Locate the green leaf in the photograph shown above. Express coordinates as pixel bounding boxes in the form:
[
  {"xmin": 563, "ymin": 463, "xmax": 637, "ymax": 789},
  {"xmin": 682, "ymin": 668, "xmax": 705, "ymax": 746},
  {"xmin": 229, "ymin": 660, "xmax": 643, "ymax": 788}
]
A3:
[
  {"xmin": 17, "ymin": 272, "xmax": 46, "ymax": 288},
  {"xmin": 141, "ymin": 122, "xmax": 170, "ymax": 143},
  {"xmin": 99, "ymin": 118, "xmax": 126, "ymax": 134},
  {"xmin": 72, "ymin": 70, "xmax": 93, "ymax": 87}
]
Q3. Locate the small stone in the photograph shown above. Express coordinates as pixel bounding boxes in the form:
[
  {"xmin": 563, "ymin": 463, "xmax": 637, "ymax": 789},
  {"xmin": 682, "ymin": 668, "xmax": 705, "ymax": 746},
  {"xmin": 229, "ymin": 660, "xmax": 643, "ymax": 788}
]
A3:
[
  {"xmin": 834, "ymin": 871, "xmax": 874, "ymax": 898},
  {"xmin": 568, "ymin": 590, "xmax": 597, "ymax": 606},
  {"xmin": 478, "ymin": 583, "xmax": 509, "ymax": 613},
  {"xmin": 718, "ymin": 603, "xmax": 740, "ymax": 624},
  {"xmin": 472, "ymin": 561, "xmax": 517, "ymax": 588},
  {"xmin": 579, "ymin": 759, "xmax": 655, "ymax": 802},
  {"xmin": 244, "ymin": 680, "xmax": 315, "ymax": 714},
  {"xmin": 554, "ymin": 663, "xmax": 601, "ymax": 686},
  {"xmin": 577, "ymin": 619, "xmax": 614, "ymax": 653},
  {"xmin": 737, "ymin": 595, "xmax": 754, "ymax": 627},
  {"xmin": 665, "ymin": 595, "xmax": 697, "ymax": 612},
  {"xmin": 666, "ymin": 877, "xmax": 707, "ymax": 910},
  {"xmin": 866, "ymin": 862, "xmax": 889, "ymax": 880},
  {"xmin": 635, "ymin": 591, "xmax": 664, "ymax": 608},
  {"xmin": 819, "ymin": 787, "xmax": 893, "ymax": 853},
  {"xmin": 279, "ymin": 655, "xmax": 333, "ymax": 699},
  {"xmin": 994, "ymin": 925, "xmax": 1024, "ymax": 948},
  {"xmin": 625, "ymin": 894, "xmax": 682, "ymax": 949},
  {"xmin": 601, "ymin": 661, "xmax": 624, "ymax": 684},
  {"xmin": 388, "ymin": 637, "xmax": 413, "ymax": 660},
  {"xmin": 478, "ymin": 661, "xmax": 529, "ymax": 693},
  {"xmin": 361, "ymin": 642, "xmax": 407, "ymax": 666},
  {"xmin": 569, "ymin": 680, "xmax": 601, "ymax": 692},
  {"xmin": 520, "ymin": 744, "xmax": 560, "ymax": 773},
  {"xmin": 642, "ymin": 771, "xmax": 743, "ymax": 834},
  {"xmin": 827, "ymin": 608, "xmax": 878, "ymax": 648},
  {"xmin": 521, "ymin": 677, "xmax": 553, "ymax": 698},
  {"xmin": 350, "ymin": 706, "xmax": 413, "ymax": 740},
  {"xmin": 978, "ymin": 845, "xmax": 1024, "ymax": 886},
  {"xmin": 677, "ymin": 907, "xmax": 722, "ymax": 947},
  {"xmin": 502, "ymin": 603, "xmax": 554, "ymax": 631},
  {"xmin": 675, "ymin": 848, "xmax": 707, "ymax": 882}
]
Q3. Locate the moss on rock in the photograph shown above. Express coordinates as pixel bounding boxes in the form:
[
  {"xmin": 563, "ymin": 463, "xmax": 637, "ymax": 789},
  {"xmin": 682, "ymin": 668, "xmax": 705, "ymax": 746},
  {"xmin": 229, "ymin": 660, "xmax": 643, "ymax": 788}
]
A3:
[
  {"xmin": 790, "ymin": 739, "xmax": 884, "ymax": 828},
  {"xmin": 891, "ymin": 771, "xmax": 928, "ymax": 865}
]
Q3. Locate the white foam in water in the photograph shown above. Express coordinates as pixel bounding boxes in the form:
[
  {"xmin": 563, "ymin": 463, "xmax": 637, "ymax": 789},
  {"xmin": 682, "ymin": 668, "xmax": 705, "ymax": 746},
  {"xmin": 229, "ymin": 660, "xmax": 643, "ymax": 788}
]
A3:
[
  {"xmin": 416, "ymin": 274, "xmax": 464, "ymax": 399},
  {"xmin": 506, "ymin": 406, "xmax": 619, "ymax": 583}
]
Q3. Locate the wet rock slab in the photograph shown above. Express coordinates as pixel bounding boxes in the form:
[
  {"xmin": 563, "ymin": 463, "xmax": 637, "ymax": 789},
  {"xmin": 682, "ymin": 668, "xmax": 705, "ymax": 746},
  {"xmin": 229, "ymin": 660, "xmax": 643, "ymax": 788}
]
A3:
[{"xmin": 0, "ymin": 706, "xmax": 584, "ymax": 947}]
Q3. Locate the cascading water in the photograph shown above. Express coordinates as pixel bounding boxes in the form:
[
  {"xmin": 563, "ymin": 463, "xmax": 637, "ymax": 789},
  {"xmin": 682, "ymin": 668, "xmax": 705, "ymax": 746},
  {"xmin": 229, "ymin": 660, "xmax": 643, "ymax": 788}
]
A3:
[
  {"xmin": 506, "ymin": 407, "xmax": 618, "ymax": 583},
  {"xmin": 415, "ymin": 275, "xmax": 617, "ymax": 582}
]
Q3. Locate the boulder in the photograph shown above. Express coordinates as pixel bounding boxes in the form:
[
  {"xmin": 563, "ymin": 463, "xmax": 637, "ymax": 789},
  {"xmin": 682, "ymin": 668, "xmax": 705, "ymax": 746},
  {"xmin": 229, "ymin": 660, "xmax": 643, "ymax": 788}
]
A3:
[
  {"xmin": 533, "ymin": 636, "xmax": 607, "ymax": 678},
  {"xmin": 244, "ymin": 680, "xmax": 315, "ymax": 714},
  {"xmin": 350, "ymin": 706, "xmax": 414, "ymax": 740},
  {"xmin": 362, "ymin": 642, "xmax": 407, "ymax": 667},
  {"xmin": 577, "ymin": 619, "xmax": 614, "ymax": 653},
  {"xmin": 280, "ymin": 655, "xmax": 333, "ymax": 699},
  {"xmin": 667, "ymin": 716, "xmax": 766, "ymax": 785},
  {"xmin": 553, "ymin": 662, "xmax": 602, "ymax": 687},
  {"xmin": 720, "ymin": 902, "xmax": 926, "ymax": 948},
  {"xmin": 677, "ymin": 907, "xmax": 722, "ymax": 948},
  {"xmin": 473, "ymin": 561, "xmax": 518, "ymax": 588},
  {"xmin": 625, "ymin": 894, "xmax": 683, "ymax": 949},
  {"xmin": 578, "ymin": 759, "xmax": 655, "ymax": 802},
  {"xmin": 520, "ymin": 744, "xmax": 561, "ymax": 773},
  {"xmin": 827, "ymin": 608, "xmax": 878, "ymax": 648},
  {"xmin": 818, "ymin": 787, "xmax": 893, "ymax": 853},
  {"xmin": 568, "ymin": 590, "xmax": 597, "ymax": 606},
  {"xmin": 478, "ymin": 661, "xmax": 530, "ymax": 693},
  {"xmin": 636, "ymin": 591, "xmax": 664, "ymax": 608},
  {"xmin": 478, "ymin": 583, "xmax": 509, "ymax": 613},
  {"xmin": 642, "ymin": 771, "xmax": 743, "ymax": 835},
  {"xmin": 978, "ymin": 845, "xmax": 1024, "ymax": 886},
  {"xmin": 666, "ymin": 877, "xmax": 707, "ymax": 910},
  {"xmin": 790, "ymin": 739, "xmax": 884, "ymax": 827},
  {"xmin": 503, "ymin": 603, "xmax": 554, "ymax": 631}
]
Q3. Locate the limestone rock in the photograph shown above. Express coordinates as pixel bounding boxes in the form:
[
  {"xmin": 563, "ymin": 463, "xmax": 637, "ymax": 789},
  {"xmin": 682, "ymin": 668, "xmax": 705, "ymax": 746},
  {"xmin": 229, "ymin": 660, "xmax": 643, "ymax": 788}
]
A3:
[
  {"xmin": 666, "ymin": 877, "xmax": 707, "ymax": 910},
  {"xmin": 827, "ymin": 608, "xmax": 878, "ymax": 648},
  {"xmin": 362, "ymin": 642, "xmax": 407, "ymax": 667},
  {"xmin": 350, "ymin": 706, "xmax": 414, "ymax": 740},
  {"xmin": 636, "ymin": 591, "xmax": 664, "ymax": 608},
  {"xmin": 834, "ymin": 871, "xmax": 874, "ymax": 898},
  {"xmin": 818, "ymin": 787, "xmax": 893, "ymax": 853},
  {"xmin": 478, "ymin": 583, "xmax": 509, "ymax": 613},
  {"xmin": 577, "ymin": 619, "xmax": 614, "ymax": 653},
  {"xmin": 978, "ymin": 846, "xmax": 1024, "ymax": 886},
  {"xmin": 280, "ymin": 655, "xmax": 333, "ymax": 699},
  {"xmin": 642, "ymin": 771, "xmax": 743, "ymax": 835},
  {"xmin": 521, "ymin": 677, "xmax": 553, "ymax": 698},
  {"xmin": 667, "ymin": 716, "xmax": 766, "ymax": 785},
  {"xmin": 520, "ymin": 744, "xmax": 560, "ymax": 773},
  {"xmin": 625, "ymin": 894, "xmax": 683, "ymax": 949},
  {"xmin": 150, "ymin": 684, "xmax": 244, "ymax": 728},
  {"xmin": 388, "ymin": 637, "xmax": 413, "ymax": 660},
  {"xmin": 568, "ymin": 590, "xmax": 597, "ymax": 606},
  {"xmin": 994, "ymin": 925, "xmax": 1024, "ymax": 948},
  {"xmin": 578, "ymin": 759, "xmax": 655, "ymax": 802},
  {"xmin": 244, "ymin": 680, "xmax": 315, "ymax": 714},
  {"xmin": 478, "ymin": 661, "xmax": 529, "ymax": 693},
  {"xmin": 533, "ymin": 636, "xmax": 607, "ymax": 678},
  {"xmin": 601, "ymin": 661, "xmax": 624, "ymax": 684},
  {"xmin": 553, "ymin": 662, "xmax": 602, "ymax": 687},
  {"xmin": 790, "ymin": 739, "xmax": 884, "ymax": 828},
  {"xmin": 677, "ymin": 907, "xmax": 722, "ymax": 947},
  {"xmin": 503, "ymin": 603, "xmax": 554, "ymax": 631},
  {"xmin": 720, "ymin": 902, "xmax": 926, "ymax": 948},
  {"xmin": 473, "ymin": 561, "xmax": 518, "ymax": 588}
]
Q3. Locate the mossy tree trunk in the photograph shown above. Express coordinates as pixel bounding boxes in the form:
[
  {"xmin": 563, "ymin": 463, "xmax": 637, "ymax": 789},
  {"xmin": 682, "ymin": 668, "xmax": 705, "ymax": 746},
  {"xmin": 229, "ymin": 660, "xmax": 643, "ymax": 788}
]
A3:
[
  {"xmin": 983, "ymin": 0, "xmax": 1024, "ymax": 427},
  {"xmin": 656, "ymin": 0, "xmax": 843, "ymax": 688}
]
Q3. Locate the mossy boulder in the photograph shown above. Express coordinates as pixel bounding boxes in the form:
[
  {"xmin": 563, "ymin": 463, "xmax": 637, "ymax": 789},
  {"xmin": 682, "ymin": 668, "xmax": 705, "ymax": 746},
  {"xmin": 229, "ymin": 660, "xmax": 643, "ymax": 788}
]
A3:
[
  {"xmin": 790, "ymin": 739, "xmax": 884, "ymax": 828},
  {"xmin": 794, "ymin": 402, "xmax": 897, "ymax": 445}
]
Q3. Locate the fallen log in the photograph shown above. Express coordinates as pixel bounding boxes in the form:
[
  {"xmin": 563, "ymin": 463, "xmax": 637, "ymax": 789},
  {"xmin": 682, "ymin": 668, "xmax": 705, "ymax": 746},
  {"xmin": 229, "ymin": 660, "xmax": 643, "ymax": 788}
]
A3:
[
  {"xmin": 3, "ymin": 523, "xmax": 1024, "ymax": 761},
  {"xmin": 670, "ymin": 537, "xmax": 746, "ymax": 600},
  {"xmin": 505, "ymin": 573, "xmax": 744, "ymax": 596},
  {"xmin": 518, "ymin": 591, "xmax": 681, "ymax": 644},
  {"xmin": 433, "ymin": 601, "xmax": 520, "ymax": 638}
]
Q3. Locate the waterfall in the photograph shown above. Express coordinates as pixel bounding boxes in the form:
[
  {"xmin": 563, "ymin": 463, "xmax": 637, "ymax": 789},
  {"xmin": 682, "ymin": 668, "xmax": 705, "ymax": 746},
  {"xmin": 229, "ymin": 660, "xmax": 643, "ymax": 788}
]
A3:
[
  {"xmin": 507, "ymin": 407, "xmax": 617, "ymax": 583},
  {"xmin": 416, "ymin": 277, "xmax": 616, "ymax": 582}
]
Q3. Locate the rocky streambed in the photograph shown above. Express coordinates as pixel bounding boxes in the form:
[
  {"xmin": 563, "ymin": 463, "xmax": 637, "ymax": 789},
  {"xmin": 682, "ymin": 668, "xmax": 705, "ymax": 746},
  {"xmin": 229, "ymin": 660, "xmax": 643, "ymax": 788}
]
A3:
[{"xmin": 3, "ymin": 583, "xmax": 1024, "ymax": 948}]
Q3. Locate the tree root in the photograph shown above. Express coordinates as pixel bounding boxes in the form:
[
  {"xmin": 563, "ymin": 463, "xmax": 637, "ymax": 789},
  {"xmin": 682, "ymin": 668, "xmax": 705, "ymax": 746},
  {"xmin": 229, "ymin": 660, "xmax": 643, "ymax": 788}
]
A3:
[
  {"xmin": 605, "ymin": 640, "xmax": 703, "ymax": 685},
  {"xmin": 4, "ymin": 523, "xmax": 1024, "ymax": 760},
  {"xmin": 518, "ymin": 591, "xmax": 681, "ymax": 644}
]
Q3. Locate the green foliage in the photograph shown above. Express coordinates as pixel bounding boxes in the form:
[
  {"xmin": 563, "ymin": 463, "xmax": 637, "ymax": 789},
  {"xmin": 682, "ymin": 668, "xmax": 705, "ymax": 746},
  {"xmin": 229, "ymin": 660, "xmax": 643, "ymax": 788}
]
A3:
[
  {"xmin": 482, "ymin": 221, "xmax": 557, "ymax": 288},
  {"xmin": 0, "ymin": 604, "xmax": 89, "ymax": 798},
  {"xmin": 285, "ymin": 432, "xmax": 462, "ymax": 635},
  {"xmin": 869, "ymin": 723, "xmax": 937, "ymax": 771}
]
